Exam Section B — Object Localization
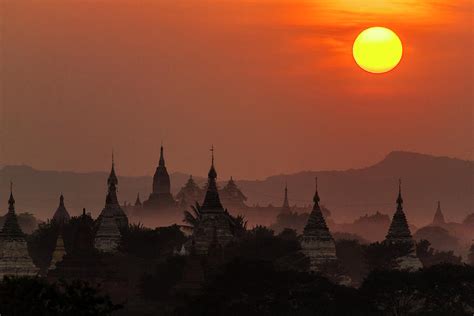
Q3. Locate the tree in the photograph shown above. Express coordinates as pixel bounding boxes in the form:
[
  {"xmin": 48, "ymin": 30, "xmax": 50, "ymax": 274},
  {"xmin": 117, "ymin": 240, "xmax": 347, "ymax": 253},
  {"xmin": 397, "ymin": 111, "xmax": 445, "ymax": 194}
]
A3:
[
  {"xmin": 363, "ymin": 241, "xmax": 413, "ymax": 272},
  {"xmin": 182, "ymin": 202, "xmax": 202, "ymax": 232},
  {"xmin": 416, "ymin": 239, "xmax": 462, "ymax": 267},
  {"xmin": 119, "ymin": 224, "xmax": 186, "ymax": 259},
  {"xmin": 0, "ymin": 276, "xmax": 121, "ymax": 315},
  {"xmin": 336, "ymin": 239, "xmax": 367, "ymax": 285}
]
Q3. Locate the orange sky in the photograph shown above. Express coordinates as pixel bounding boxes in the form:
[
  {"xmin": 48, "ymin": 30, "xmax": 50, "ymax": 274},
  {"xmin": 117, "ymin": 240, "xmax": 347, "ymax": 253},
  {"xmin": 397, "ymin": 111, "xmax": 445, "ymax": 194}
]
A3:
[{"xmin": 0, "ymin": 0, "xmax": 472, "ymax": 179}]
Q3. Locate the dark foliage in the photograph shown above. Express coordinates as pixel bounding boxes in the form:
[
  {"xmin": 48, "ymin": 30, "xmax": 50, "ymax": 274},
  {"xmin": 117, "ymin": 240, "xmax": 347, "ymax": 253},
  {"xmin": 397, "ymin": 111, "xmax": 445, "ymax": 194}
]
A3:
[
  {"xmin": 178, "ymin": 260, "xmax": 368, "ymax": 316},
  {"xmin": 469, "ymin": 244, "xmax": 474, "ymax": 266},
  {"xmin": 139, "ymin": 256, "xmax": 187, "ymax": 300},
  {"xmin": 335, "ymin": 239, "xmax": 367, "ymax": 285},
  {"xmin": 360, "ymin": 264, "xmax": 474, "ymax": 316},
  {"xmin": 224, "ymin": 226, "xmax": 300, "ymax": 263},
  {"xmin": 119, "ymin": 224, "xmax": 186, "ymax": 259},
  {"xmin": 363, "ymin": 241, "xmax": 413, "ymax": 272},
  {"xmin": 27, "ymin": 215, "xmax": 95, "ymax": 272},
  {"xmin": 416, "ymin": 239, "xmax": 462, "ymax": 267},
  {"xmin": 0, "ymin": 276, "xmax": 121, "ymax": 316}
]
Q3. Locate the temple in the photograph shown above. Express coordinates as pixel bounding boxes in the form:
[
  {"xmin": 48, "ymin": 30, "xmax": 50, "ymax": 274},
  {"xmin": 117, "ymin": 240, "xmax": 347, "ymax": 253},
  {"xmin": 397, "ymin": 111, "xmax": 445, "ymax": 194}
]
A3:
[
  {"xmin": 52, "ymin": 194, "xmax": 70, "ymax": 225},
  {"xmin": 385, "ymin": 180, "xmax": 422, "ymax": 270},
  {"xmin": 0, "ymin": 184, "xmax": 38, "ymax": 278},
  {"xmin": 432, "ymin": 201, "xmax": 446, "ymax": 226},
  {"xmin": 220, "ymin": 177, "xmax": 248, "ymax": 210},
  {"xmin": 176, "ymin": 176, "xmax": 204, "ymax": 209},
  {"xmin": 143, "ymin": 145, "xmax": 177, "ymax": 211},
  {"xmin": 300, "ymin": 178, "xmax": 337, "ymax": 271},
  {"xmin": 191, "ymin": 147, "xmax": 234, "ymax": 255},
  {"xmin": 97, "ymin": 154, "xmax": 129, "ymax": 229}
]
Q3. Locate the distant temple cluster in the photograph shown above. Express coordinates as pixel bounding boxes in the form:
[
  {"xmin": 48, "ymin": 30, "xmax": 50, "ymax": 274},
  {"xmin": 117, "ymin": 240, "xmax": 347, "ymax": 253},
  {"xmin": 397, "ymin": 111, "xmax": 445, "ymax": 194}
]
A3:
[{"xmin": 0, "ymin": 145, "xmax": 444, "ymax": 280}]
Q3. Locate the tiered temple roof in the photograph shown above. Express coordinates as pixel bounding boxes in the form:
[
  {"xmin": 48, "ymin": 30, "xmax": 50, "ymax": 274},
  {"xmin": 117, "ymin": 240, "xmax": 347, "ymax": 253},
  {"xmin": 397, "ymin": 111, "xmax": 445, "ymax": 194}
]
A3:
[
  {"xmin": 176, "ymin": 176, "xmax": 204, "ymax": 209},
  {"xmin": 300, "ymin": 178, "xmax": 337, "ymax": 270},
  {"xmin": 143, "ymin": 145, "xmax": 177, "ymax": 211},
  {"xmin": 52, "ymin": 194, "xmax": 70, "ymax": 225},
  {"xmin": 97, "ymin": 154, "xmax": 129, "ymax": 229},
  {"xmin": 220, "ymin": 177, "xmax": 248, "ymax": 210},
  {"xmin": 0, "ymin": 184, "xmax": 38, "ymax": 278},
  {"xmin": 192, "ymin": 147, "xmax": 234, "ymax": 255},
  {"xmin": 385, "ymin": 180, "xmax": 414, "ymax": 243},
  {"xmin": 385, "ymin": 180, "xmax": 422, "ymax": 271},
  {"xmin": 432, "ymin": 201, "xmax": 446, "ymax": 226}
]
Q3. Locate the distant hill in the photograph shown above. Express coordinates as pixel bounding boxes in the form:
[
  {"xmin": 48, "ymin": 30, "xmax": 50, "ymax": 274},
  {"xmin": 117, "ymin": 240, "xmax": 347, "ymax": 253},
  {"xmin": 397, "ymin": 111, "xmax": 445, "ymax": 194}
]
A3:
[{"xmin": 0, "ymin": 151, "xmax": 472, "ymax": 225}]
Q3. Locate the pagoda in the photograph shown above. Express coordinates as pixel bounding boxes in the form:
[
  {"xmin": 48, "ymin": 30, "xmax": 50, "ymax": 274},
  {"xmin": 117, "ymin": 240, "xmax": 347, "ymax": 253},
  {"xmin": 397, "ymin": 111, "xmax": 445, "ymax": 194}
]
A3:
[
  {"xmin": 97, "ymin": 154, "xmax": 128, "ymax": 229},
  {"xmin": 176, "ymin": 175, "xmax": 204, "ymax": 209},
  {"xmin": 385, "ymin": 180, "xmax": 422, "ymax": 270},
  {"xmin": 0, "ymin": 184, "xmax": 38, "ymax": 278},
  {"xmin": 143, "ymin": 145, "xmax": 177, "ymax": 211},
  {"xmin": 432, "ymin": 201, "xmax": 446, "ymax": 226},
  {"xmin": 48, "ymin": 232, "xmax": 66, "ymax": 271},
  {"xmin": 300, "ymin": 178, "xmax": 337, "ymax": 271},
  {"xmin": 191, "ymin": 147, "xmax": 234, "ymax": 255},
  {"xmin": 94, "ymin": 210, "xmax": 121, "ymax": 253},
  {"xmin": 220, "ymin": 177, "xmax": 248, "ymax": 210},
  {"xmin": 52, "ymin": 194, "xmax": 70, "ymax": 225}
]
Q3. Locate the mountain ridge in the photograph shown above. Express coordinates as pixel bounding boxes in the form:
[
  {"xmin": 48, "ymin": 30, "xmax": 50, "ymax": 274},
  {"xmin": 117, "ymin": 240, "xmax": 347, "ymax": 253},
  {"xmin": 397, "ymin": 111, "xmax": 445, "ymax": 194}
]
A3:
[{"xmin": 0, "ymin": 151, "xmax": 472, "ymax": 225}]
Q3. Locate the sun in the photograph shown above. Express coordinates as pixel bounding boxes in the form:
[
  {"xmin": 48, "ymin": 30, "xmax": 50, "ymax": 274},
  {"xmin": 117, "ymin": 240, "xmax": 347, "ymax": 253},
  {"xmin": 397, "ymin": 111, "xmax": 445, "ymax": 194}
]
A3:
[{"xmin": 353, "ymin": 27, "xmax": 403, "ymax": 74}]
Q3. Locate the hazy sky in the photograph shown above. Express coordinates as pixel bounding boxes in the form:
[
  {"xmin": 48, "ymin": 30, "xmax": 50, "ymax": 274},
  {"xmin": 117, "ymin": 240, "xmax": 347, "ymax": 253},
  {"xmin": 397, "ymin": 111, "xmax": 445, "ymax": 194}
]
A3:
[{"xmin": 1, "ymin": 0, "xmax": 472, "ymax": 179}]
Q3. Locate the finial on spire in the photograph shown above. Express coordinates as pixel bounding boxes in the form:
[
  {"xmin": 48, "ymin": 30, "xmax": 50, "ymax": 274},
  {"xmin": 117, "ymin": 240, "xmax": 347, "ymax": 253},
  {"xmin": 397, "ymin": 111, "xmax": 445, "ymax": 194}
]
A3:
[
  {"xmin": 10, "ymin": 180, "xmax": 13, "ymax": 195},
  {"xmin": 112, "ymin": 149, "xmax": 115, "ymax": 166},
  {"xmin": 210, "ymin": 145, "xmax": 215, "ymax": 166},
  {"xmin": 396, "ymin": 178, "xmax": 403, "ymax": 208},
  {"xmin": 313, "ymin": 176, "xmax": 320, "ymax": 205},
  {"xmin": 82, "ymin": 208, "xmax": 86, "ymax": 216}
]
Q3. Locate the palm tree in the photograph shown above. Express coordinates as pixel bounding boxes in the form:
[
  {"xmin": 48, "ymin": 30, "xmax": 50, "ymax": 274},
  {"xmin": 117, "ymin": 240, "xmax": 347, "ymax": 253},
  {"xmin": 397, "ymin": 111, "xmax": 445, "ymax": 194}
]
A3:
[{"xmin": 182, "ymin": 202, "xmax": 202, "ymax": 232}]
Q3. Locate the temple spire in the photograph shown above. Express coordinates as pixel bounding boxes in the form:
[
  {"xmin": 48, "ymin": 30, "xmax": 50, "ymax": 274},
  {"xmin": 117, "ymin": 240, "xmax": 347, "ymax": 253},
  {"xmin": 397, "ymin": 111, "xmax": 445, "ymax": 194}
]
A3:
[
  {"xmin": 396, "ymin": 178, "xmax": 403, "ymax": 210},
  {"xmin": 201, "ymin": 145, "xmax": 223, "ymax": 211},
  {"xmin": 313, "ymin": 177, "xmax": 320, "ymax": 208},
  {"xmin": 433, "ymin": 200, "xmax": 446, "ymax": 226},
  {"xmin": 8, "ymin": 181, "xmax": 15, "ymax": 212},
  {"xmin": 159, "ymin": 144, "xmax": 165, "ymax": 167},
  {"xmin": 282, "ymin": 182, "xmax": 290, "ymax": 209}
]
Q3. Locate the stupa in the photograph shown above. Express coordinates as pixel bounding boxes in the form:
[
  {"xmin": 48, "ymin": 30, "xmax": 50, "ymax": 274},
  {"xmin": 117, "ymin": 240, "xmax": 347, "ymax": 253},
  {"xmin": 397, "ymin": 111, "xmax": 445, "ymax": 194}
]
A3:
[
  {"xmin": 385, "ymin": 180, "xmax": 422, "ymax": 271},
  {"xmin": 191, "ymin": 147, "xmax": 234, "ymax": 255},
  {"xmin": 97, "ymin": 153, "xmax": 129, "ymax": 229},
  {"xmin": 300, "ymin": 178, "xmax": 337, "ymax": 271},
  {"xmin": 0, "ymin": 183, "xmax": 38, "ymax": 278},
  {"xmin": 94, "ymin": 211, "xmax": 121, "ymax": 253},
  {"xmin": 432, "ymin": 201, "xmax": 446, "ymax": 226},
  {"xmin": 48, "ymin": 232, "xmax": 66, "ymax": 270}
]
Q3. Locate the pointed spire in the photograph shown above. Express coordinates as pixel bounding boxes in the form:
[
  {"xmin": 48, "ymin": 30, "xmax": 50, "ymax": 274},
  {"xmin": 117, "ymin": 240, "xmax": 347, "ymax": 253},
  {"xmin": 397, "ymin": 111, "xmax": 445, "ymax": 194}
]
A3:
[
  {"xmin": 1, "ymin": 182, "xmax": 24, "ymax": 238},
  {"xmin": 8, "ymin": 181, "xmax": 15, "ymax": 212},
  {"xmin": 201, "ymin": 145, "xmax": 223, "ymax": 211},
  {"xmin": 313, "ymin": 177, "xmax": 320, "ymax": 210},
  {"xmin": 159, "ymin": 144, "xmax": 165, "ymax": 167},
  {"xmin": 53, "ymin": 193, "xmax": 70, "ymax": 225},
  {"xmin": 397, "ymin": 178, "xmax": 403, "ymax": 209},
  {"xmin": 433, "ymin": 200, "xmax": 446, "ymax": 226},
  {"xmin": 135, "ymin": 193, "xmax": 142, "ymax": 206},
  {"xmin": 108, "ymin": 150, "xmax": 118, "ymax": 186},
  {"xmin": 386, "ymin": 179, "xmax": 413, "ymax": 242},
  {"xmin": 303, "ymin": 178, "xmax": 333, "ymax": 241}
]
